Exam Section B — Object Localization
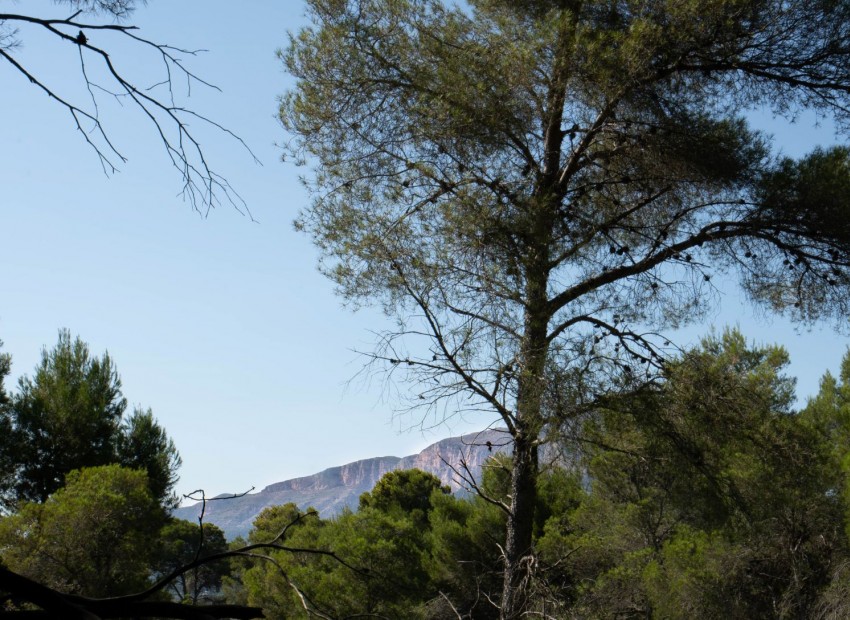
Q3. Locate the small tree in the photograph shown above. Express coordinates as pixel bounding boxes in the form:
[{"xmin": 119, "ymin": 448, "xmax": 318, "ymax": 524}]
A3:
[
  {"xmin": 118, "ymin": 407, "xmax": 182, "ymax": 510},
  {"xmin": 282, "ymin": 1, "xmax": 850, "ymax": 616},
  {"xmin": 154, "ymin": 519, "xmax": 230, "ymax": 605},
  {"xmin": 359, "ymin": 468, "xmax": 449, "ymax": 519},
  {"xmin": 242, "ymin": 477, "xmax": 448, "ymax": 619}
]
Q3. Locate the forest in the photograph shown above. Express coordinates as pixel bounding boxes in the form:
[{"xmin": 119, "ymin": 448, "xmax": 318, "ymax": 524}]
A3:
[
  {"xmin": 3, "ymin": 329, "xmax": 850, "ymax": 619},
  {"xmin": 5, "ymin": 0, "xmax": 850, "ymax": 618}
]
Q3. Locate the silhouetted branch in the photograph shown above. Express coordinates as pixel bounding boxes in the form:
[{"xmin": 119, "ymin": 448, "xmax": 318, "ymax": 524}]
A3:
[{"xmin": 0, "ymin": 6, "xmax": 258, "ymax": 216}]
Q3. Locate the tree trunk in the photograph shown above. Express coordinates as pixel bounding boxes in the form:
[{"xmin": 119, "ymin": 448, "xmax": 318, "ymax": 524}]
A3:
[
  {"xmin": 500, "ymin": 27, "xmax": 568, "ymax": 616},
  {"xmin": 501, "ymin": 431, "xmax": 539, "ymax": 619},
  {"xmin": 501, "ymin": 253, "xmax": 550, "ymax": 619}
]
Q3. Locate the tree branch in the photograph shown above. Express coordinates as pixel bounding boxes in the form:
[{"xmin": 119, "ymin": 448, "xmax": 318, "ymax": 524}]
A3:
[{"xmin": 0, "ymin": 9, "xmax": 258, "ymax": 215}]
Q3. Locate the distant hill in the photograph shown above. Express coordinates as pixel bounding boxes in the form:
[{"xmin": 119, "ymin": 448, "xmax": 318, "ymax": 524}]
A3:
[{"xmin": 174, "ymin": 428, "xmax": 512, "ymax": 539}]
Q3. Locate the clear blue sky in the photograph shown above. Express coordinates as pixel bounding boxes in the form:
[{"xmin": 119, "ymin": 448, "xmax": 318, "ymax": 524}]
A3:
[{"xmin": 0, "ymin": 1, "xmax": 846, "ymax": 500}]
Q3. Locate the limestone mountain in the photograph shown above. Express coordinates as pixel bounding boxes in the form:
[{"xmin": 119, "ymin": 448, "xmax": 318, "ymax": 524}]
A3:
[{"xmin": 174, "ymin": 428, "xmax": 511, "ymax": 539}]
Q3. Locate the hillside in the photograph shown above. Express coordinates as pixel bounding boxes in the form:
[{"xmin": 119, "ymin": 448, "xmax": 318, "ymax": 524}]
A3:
[{"xmin": 174, "ymin": 428, "xmax": 511, "ymax": 539}]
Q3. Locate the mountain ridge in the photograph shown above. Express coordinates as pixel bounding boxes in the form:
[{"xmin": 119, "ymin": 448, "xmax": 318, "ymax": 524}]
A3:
[{"xmin": 174, "ymin": 429, "xmax": 511, "ymax": 539}]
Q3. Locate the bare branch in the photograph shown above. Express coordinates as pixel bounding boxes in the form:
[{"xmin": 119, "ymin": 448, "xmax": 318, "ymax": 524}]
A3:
[{"xmin": 0, "ymin": 9, "xmax": 258, "ymax": 215}]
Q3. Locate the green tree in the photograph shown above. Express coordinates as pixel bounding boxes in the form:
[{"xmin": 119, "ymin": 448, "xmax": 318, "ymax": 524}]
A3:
[
  {"xmin": 303, "ymin": 509, "xmax": 434, "ymax": 618},
  {"xmin": 800, "ymin": 351, "xmax": 850, "ymax": 514},
  {"xmin": 239, "ymin": 503, "xmax": 324, "ymax": 619},
  {"xmin": 231, "ymin": 468, "xmax": 581, "ymax": 618},
  {"xmin": 0, "ymin": 330, "xmax": 181, "ymax": 509},
  {"xmin": 427, "ymin": 457, "xmax": 513, "ymax": 619},
  {"xmin": 154, "ymin": 519, "xmax": 230, "ymax": 605},
  {"xmin": 118, "ymin": 407, "xmax": 182, "ymax": 510},
  {"xmin": 0, "ymin": 465, "xmax": 165, "ymax": 597},
  {"xmin": 241, "ymin": 473, "xmax": 453, "ymax": 619},
  {"xmin": 561, "ymin": 331, "xmax": 845, "ymax": 618},
  {"xmin": 798, "ymin": 349, "xmax": 850, "ymax": 619},
  {"xmin": 359, "ymin": 468, "xmax": 450, "ymax": 520},
  {"xmin": 7, "ymin": 330, "xmax": 127, "ymax": 504},
  {"xmin": 282, "ymin": 2, "xmax": 850, "ymax": 616},
  {"xmin": 425, "ymin": 454, "xmax": 584, "ymax": 618},
  {"xmin": 219, "ymin": 535, "xmax": 252, "ymax": 608}
]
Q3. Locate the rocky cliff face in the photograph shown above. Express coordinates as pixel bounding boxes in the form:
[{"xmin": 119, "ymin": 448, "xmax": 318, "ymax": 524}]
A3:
[
  {"xmin": 396, "ymin": 429, "xmax": 514, "ymax": 490},
  {"xmin": 174, "ymin": 428, "xmax": 510, "ymax": 539}
]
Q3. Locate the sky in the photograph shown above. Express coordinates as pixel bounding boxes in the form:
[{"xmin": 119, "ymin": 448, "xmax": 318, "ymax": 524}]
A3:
[{"xmin": 0, "ymin": 0, "xmax": 847, "ymax": 501}]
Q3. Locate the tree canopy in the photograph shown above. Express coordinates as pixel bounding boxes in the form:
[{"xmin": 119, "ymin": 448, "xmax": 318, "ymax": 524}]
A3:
[
  {"xmin": 358, "ymin": 468, "xmax": 450, "ymax": 517},
  {"xmin": 0, "ymin": 465, "xmax": 164, "ymax": 598},
  {"xmin": 223, "ymin": 336, "xmax": 850, "ymax": 619},
  {"xmin": 559, "ymin": 331, "xmax": 843, "ymax": 617},
  {"xmin": 0, "ymin": 329, "xmax": 181, "ymax": 510},
  {"xmin": 153, "ymin": 519, "xmax": 230, "ymax": 605},
  {"xmin": 282, "ymin": 1, "xmax": 850, "ymax": 615}
]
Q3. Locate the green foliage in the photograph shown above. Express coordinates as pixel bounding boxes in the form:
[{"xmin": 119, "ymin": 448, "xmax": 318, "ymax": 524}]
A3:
[
  {"xmin": 2, "ymin": 328, "xmax": 839, "ymax": 618},
  {"xmin": 239, "ymin": 503, "xmax": 323, "ymax": 619},
  {"xmin": 425, "ymin": 457, "xmax": 585, "ymax": 618},
  {"xmin": 240, "ymin": 474, "xmax": 459, "ymax": 618},
  {"xmin": 6, "ymin": 330, "xmax": 126, "ymax": 505},
  {"xmin": 219, "ymin": 536, "xmax": 252, "ymax": 607},
  {"xmin": 759, "ymin": 147, "xmax": 850, "ymax": 250},
  {"xmin": 801, "ymin": 349, "xmax": 850, "ymax": 542},
  {"xmin": 0, "ymin": 465, "xmax": 164, "ymax": 597},
  {"xmin": 118, "ymin": 407, "xmax": 182, "ymax": 509},
  {"xmin": 426, "ymin": 479, "xmax": 507, "ymax": 618},
  {"xmin": 217, "ymin": 345, "xmax": 850, "ymax": 618},
  {"xmin": 564, "ymin": 330, "xmax": 845, "ymax": 618},
  {"xmin": 0, "ymin": 330, "xmax": 180, "ymax": 509},
  {"xmin": 230, "ymin": 464, "xmax": 585, "ymax": 619},
  {"xmin": 305, "ymin": 508, "xmax": 433, "ymax": 617},
  {"xmin": 641, "ymin": 528, "xmax": 739, "ymax": 619},
  {"xmin": 153, "ymin": 519, "xmax": 229, "ymax": 604},
  {"xmin": 358, "ymin": 468, "xmax": 449, "ymax": 519}
]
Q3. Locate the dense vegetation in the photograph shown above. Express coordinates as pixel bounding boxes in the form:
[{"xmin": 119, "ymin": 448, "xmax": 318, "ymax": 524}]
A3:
[
  {"xmin": 3, "ymin": 331, "xmax": 850, "ymax": 617},
  {"xmin": 0, "ymin": 334, "xmax": 229, "ymax": 609},
  {"xmin": 220, "ymin": 331, "xmax": 850, "ymax": 618}
]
